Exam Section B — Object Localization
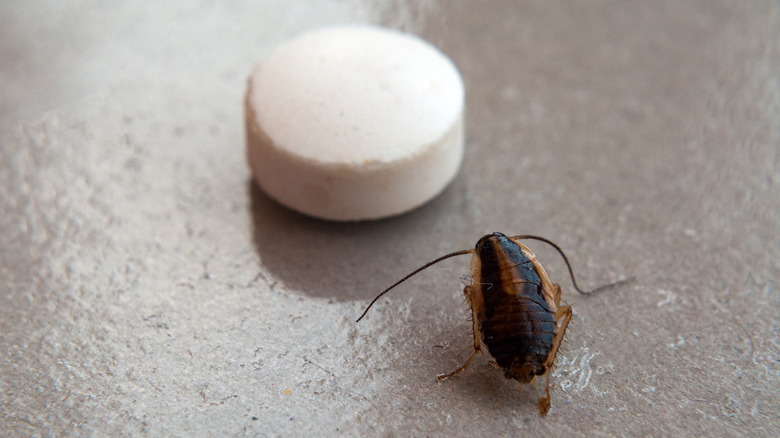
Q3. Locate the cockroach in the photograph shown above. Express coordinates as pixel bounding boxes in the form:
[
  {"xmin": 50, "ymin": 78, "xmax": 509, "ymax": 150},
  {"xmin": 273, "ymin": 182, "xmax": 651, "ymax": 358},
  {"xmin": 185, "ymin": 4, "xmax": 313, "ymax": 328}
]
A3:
[{"xmin": 356, "ymin": 232, "xmax": 631, "ymax": 416}]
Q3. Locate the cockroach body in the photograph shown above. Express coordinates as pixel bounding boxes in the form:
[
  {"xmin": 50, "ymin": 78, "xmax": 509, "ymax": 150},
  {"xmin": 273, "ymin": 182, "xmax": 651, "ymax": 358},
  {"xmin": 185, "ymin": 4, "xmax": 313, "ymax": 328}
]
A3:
[
  {"xmin": 357, "ymin": 232, "xmax": 630, "ymax": 416},
  {"xmin": 459, "ymin": 233, "xmax": 569, "ymax": 416}
]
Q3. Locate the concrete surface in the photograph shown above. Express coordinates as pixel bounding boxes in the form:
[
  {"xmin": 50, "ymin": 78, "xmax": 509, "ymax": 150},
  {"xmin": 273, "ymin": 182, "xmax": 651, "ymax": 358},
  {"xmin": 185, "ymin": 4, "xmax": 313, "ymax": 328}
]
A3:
[{"xmin": 1, "ymin": 1, "xmax": 778, "ymax": 436}]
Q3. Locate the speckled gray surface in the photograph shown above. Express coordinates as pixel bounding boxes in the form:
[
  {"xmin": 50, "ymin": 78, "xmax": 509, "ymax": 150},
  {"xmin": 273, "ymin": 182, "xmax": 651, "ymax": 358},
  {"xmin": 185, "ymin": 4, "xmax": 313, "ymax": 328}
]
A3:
[{"xmin": 1, "ymin": 1, "xmax": 778, "ymax": 436}]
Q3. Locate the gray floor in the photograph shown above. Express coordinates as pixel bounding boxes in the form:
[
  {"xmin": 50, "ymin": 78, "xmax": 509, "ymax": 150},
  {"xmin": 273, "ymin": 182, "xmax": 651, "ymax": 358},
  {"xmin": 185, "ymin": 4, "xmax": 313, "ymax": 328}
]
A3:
[{"xmin": 2, "ymin": 1, "xmax": 778, "ymax": 436}]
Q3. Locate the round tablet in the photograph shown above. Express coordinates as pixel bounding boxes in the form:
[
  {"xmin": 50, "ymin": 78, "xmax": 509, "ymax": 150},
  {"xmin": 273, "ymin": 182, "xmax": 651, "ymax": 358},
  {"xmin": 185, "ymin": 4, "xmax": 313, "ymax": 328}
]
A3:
[{"xmin": 245, "ymin": 25, "xmax": 464, "ymax": 221}]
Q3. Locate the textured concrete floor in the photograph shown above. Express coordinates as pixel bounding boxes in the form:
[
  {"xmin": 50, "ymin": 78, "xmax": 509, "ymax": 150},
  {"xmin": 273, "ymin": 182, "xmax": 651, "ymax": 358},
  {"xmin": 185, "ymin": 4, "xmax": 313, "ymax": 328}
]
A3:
[{"xmin": 1, "ymin": 1, "xmax": 779, "ymax": 436}]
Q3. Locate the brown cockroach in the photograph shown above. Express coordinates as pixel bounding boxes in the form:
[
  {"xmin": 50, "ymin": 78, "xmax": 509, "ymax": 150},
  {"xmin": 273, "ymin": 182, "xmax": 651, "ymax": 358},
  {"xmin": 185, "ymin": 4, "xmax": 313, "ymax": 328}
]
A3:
[{"xmin": 356, "ymin": 232, "xmax": 630, "ymax": 416}]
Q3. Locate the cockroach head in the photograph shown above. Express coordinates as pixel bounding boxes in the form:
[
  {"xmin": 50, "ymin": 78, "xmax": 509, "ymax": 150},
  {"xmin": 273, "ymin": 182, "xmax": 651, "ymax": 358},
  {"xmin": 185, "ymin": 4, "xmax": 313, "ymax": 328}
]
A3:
[{"xmin": 475, "ymin": 232, "xmax": 508, "ymax": 250}]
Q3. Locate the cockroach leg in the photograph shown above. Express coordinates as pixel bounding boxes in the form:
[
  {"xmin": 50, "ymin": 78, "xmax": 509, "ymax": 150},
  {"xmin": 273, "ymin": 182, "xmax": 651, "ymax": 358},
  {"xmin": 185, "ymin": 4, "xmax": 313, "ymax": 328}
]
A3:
[
  {"xmin": 540, "ymin": 298, "xmax": 573, "ymax": 416},
  {"xmin": 539, "ymin": 376, "xmax": 552, "ymax": 416},
  {"xmin": 549, "ymin": 306, "xmax": 573, "ymax": 368},
  {"xmin": 437, "ymin": 348, "xmax": 480, "ymax": 382}
]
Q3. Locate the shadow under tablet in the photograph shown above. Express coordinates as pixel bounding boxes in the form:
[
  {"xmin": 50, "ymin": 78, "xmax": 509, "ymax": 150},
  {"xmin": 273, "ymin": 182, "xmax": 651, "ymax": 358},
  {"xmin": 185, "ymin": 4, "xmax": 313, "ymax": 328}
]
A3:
[{"xmin": 248, "ymin": 179, "xmax": 467, "ymax": 302}]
